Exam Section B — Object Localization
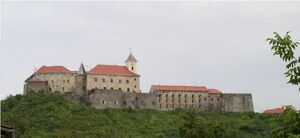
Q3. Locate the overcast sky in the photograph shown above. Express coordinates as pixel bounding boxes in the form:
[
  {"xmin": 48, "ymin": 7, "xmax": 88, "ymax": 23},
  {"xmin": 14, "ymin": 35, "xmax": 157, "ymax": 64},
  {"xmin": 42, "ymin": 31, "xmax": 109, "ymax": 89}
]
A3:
[{"xmin": 1, "ymin": 1, "xmax": 300, "ymax": 112}]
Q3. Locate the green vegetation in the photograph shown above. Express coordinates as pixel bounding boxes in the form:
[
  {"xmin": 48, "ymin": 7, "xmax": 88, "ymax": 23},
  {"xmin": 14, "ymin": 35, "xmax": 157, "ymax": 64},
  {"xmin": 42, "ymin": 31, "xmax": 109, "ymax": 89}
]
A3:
[
  {"xmin": 266, "ymin": 32, "xmax": 300, "ymax": 90},
  {"xmin": 1, "ymin": 92, "xmax": 299, "ymax": 138}
]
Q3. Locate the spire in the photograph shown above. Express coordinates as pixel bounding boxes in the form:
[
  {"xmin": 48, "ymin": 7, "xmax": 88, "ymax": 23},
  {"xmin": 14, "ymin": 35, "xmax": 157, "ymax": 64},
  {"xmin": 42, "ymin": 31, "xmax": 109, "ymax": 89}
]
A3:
[
  {"xmin": 125, "ymin": 52, "xmax": 137, "ymax": 63},
  {"xmin": 78, "ymin": 63, "xmax": 86, "ymax": 75}
]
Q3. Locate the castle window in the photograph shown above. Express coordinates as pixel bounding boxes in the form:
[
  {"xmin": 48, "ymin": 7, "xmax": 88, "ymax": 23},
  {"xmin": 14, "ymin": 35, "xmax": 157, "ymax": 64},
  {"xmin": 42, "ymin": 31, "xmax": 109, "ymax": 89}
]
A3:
[
  {"xmin": 134, "ymin": 85, "xmax": 137, "ymax": 88},
  {"xmin": 111, "ymin": 87, "xmax": 114, "ymax": 90},
  {"xmin": 127, "ymin": 88, "xmax": 130, "ymax": 92},
  {"xmin": 217, "ymin": 98, "xmax": 219, "ymax": 101},
  {"xmin": 178, "ymin": 99, "xmax": 181, "ymax": 103},
  {"xmin": 160, "ymin": 104, "xmax": 162, "ymax": 108},
  {"xmin": 172, "ymin": 94, "xmax": 174, "ymax": 98},
  {"xmin": 135, "ymin": 97, "xmax": 138, "ymax": 102},
  {"xmin": 199, "ymin": 95, "xmax": 201, "ymax": 98},
  {"xmin": 123, "ymin": 101, "xmax": 127, "ymax": 105},
  {"xmin": 211, "ymin": 98, "xmax": 213, "ymax": 101},
  {"xmin": 178, "ymin": 94, "xmax": 181, "ymax": 98},
  {"xmin": 126, "ymin": 80, "xmax": 129, "ymax": 84},
  {"xmin": 185, "ymin": 100, "xmax": 187, "ymax": 103},
  {"xmin": 133, "ymin": 90, "xmax": 135, "ymax": 93},
  {"xmin": 102, "ymin": 79, "xmax": 105, "ymax": 82},
  {"xmin": 172, "ymin": 99, "xmax": 174, "ymax": 103},
  {"xmin": 172, "ymin": 104, "xmax": 174, "ymax": 108},
  {"xmin": 119, "ymin": 88, "xmax": 122, "ymax": 91},
  {"xmin": 104, "ymin": 87, "xmax": 106, "ymax": 90},
  {"xmin": 199, "ymin": 99, "xmax": 201, "ymax": 103},
  {"xmin": 185, "ymin": 95, "xmax": 187, "ymax": 98},
  {"xmin": 115, "ymin": 101, "xmax": 118, "ymax": 104},
  {"xmin": 131, "ymin": 67, "xmax": 134, "ymax": 70},
  {"xmin": 63, "ymin": 80, "xmax": 65, "ymax": 83},
  {"xmin": 166, "ymin": 99, "xmax": 168, "ymax": 103},
  {"xmin": 62, "ymin": 87, "xmax": 64, "ymax": 92},
  {"xmin": 119, "ymin": 80, "xmax": 122, "ymax": 83},
  {"xmin": 166, "ymin": 104, "xmax": 168, "ymax": 108},
  {"xmin": 134, "ymin": 78, "xmax": 137, "ymax": 81},
  {"xmin": 159, "ymin": 98, "xmax": 161, "ymax": 102},
  {"xmin": 192, "ymin": 99, "xmax": 194, "ymax": 103},
  {"xmin": 102, "ymin": 100, "xmax": 105, "ymax": 104},
  {"xmin": 67, "ymin": 80, "xmax": 69, "ymax": 83},
  {"xmin": 192, "ymin": 95, "xmax": 195, "ymax": 98},
  {"xmin": 185, "ymin": 105, "xmax": 187, "ymax": 108},
  {"xmin": 94, "ymin": 78, "xmax": 98, "ymax": 82},
  {"xmin": 165, "ymin": 94, "xmax": 168, "ymax": 98},
  {"xmin": 110, "ymin": 79, "xmax": 113, "ymax": 83},
  {"xmin": 159, "ymin": 94, "xmax": 161, "ymax": 97},
  {"xmin": 204, "ymin": 98, "xmax": 206, "ymax": 101}
]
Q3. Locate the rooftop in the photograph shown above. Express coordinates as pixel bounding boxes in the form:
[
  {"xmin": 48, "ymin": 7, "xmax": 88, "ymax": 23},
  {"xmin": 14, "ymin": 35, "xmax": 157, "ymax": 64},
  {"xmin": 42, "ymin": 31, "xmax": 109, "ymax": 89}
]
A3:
[{"xmin": 151, "ymin": 85, "xmax": 221, "ymax": 93}]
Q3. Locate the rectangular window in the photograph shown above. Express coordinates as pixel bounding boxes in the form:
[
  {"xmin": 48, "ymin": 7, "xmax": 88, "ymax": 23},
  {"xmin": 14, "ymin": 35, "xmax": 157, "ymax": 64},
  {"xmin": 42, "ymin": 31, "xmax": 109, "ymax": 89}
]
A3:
[
  {"xmin": 102, "ymin": 79, "xmax": 105, "ymax": 82},
  {"xmin": 134, "ymin": 78, "xmax": 137, "ymax": 81},
  {"xmin": 119, "ymin": 80, "xmax": 121, "ymax": 83},
  {"xmin": 134, "ymin": 85, "xmax": 137, "ymax": 88},
  {"xmin": 126, "ymin": 80, "xmax": 129, "ymax": 84},
  {"xmin": 94, "ymin": 78, "xmax": 98, "ymax": 82},
  {"xmin": 110, "ymin": 79, "xmax": 113, "ymax": 83}
]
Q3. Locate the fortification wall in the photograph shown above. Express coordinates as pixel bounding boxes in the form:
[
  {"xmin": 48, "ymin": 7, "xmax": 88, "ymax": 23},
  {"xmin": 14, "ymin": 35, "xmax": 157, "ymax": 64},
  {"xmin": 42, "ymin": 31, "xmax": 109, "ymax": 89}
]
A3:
[
  {"xmin": 221, "ymin": 93, "xmax": 254, "ymax": 112},
  {"xmin": 87, "ymin": 90, "xmax": 157, "ymax": 109},
  {"xmin": 24, "ymin": 81, "xmax": 50, "ymax": 94}
]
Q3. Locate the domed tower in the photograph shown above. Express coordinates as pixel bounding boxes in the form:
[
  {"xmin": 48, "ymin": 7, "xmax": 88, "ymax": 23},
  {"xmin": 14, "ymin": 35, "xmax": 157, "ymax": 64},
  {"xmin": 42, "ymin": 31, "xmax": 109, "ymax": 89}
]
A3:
[
  {"xmin": 75, "ymin": 63, "xmax": 87, "ymax": 96},
  {"xmin": 125, "ymin": 52, "xmax": 138, "ymax": 73}
]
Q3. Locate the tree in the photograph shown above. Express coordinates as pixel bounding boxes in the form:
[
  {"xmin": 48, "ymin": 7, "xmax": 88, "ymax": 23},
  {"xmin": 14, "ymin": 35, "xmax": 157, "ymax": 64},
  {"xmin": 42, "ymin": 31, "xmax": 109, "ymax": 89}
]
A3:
[
  {"xmin": 266, "ymin": 32, "xmax": 300, "ymax": 91},
  {"xmin": 179, "ymin": 109, "xmax": 206, "ymax": 138},
  {"xmin": 271, "ymin": 108, "xmax": 300, "ymax": 138}
]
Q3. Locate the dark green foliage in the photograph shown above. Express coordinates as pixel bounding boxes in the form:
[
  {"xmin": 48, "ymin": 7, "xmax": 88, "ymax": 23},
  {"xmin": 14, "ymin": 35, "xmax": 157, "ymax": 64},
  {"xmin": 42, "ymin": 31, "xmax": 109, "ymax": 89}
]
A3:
[
  {"xmin": 0, "ymin": 92, "xmax": 290, "ymax": 138},
  {"xmin": 271, "ymin": 109, "xmax": 300, "ymax": 138},
  {"xmin": 266, "ymin": 32, "xmax": 300, "ymax": 90}
]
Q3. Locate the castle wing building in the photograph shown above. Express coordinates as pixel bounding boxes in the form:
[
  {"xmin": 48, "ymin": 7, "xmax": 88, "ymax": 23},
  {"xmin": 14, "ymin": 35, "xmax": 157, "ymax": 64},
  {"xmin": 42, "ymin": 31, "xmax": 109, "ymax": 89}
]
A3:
[{"xmin": 150, "ymin": 85, "xmax": 222, "ymax": 111}]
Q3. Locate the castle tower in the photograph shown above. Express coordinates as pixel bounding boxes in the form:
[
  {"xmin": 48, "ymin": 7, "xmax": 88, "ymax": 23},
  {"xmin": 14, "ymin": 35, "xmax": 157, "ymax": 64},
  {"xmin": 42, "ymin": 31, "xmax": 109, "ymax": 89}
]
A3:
[
  {"xmin": 75, "ymin": 63, "xmax": 87, "ymax": 96},
  {"xmin": 125, "ymin": 52, "xmax": 138, "ymax": 73}
]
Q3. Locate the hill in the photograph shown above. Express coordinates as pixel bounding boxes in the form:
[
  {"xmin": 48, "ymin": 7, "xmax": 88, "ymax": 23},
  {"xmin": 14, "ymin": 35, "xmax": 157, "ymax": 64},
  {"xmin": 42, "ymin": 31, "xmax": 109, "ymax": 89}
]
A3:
[{"xmin": 0, "ymin": 92, "xmax": 295, "ymax": 138}]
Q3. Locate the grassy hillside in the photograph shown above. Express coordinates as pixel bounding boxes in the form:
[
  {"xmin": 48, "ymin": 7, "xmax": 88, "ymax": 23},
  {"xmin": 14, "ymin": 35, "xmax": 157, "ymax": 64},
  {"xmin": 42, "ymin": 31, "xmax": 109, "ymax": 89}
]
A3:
[{"xmin": 0, "ymin": 92, "xmax": 286, "ymax": 138}]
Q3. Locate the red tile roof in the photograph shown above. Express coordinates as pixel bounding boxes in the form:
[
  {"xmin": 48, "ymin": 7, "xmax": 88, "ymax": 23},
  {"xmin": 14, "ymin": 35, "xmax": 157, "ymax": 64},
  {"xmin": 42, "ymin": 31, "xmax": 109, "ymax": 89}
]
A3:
[
  {"xmin": 263, "ymin": 107, "xmax": 284, "ymax": 114},
  {"xmin": 35, "ymin": 66, "xmax": 71, "ymax": 74},
  {"xmin": 89, "ymin": 64, "xmax": 140, "ymax": 76},
  {"xmin": 151, "ymin": 85, "xmax": 208, "ymax": 92},
  {"xmin": 208, "ymin": 89, "xmax": 222, "ymax": 94}
]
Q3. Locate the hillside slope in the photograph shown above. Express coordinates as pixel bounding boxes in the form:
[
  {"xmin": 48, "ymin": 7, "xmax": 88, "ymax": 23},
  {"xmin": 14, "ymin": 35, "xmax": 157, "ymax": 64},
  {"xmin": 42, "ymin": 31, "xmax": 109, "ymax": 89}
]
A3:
[{"xmin": 1, "ymin": 92, "xmax": 276, "ymax": 138}]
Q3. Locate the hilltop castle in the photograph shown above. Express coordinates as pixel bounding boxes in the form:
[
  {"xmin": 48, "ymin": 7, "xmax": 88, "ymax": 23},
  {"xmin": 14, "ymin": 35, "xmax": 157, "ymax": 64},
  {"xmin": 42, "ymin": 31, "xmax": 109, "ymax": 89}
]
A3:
[{"xmin": 24, "ymin": 52, "xmax": 254, "ymax": 112}]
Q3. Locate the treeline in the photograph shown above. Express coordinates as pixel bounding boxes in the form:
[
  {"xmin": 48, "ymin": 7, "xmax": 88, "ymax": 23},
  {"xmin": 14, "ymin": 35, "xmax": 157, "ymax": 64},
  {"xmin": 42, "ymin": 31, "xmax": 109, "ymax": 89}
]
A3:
[{"xmin": 1, "ymin": 92, "xmax": 299, "ymax": 138}]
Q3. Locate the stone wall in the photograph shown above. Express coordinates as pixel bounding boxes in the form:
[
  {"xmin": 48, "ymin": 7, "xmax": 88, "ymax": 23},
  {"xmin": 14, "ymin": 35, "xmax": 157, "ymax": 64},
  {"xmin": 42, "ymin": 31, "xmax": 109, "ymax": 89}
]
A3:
[
  {"xmin": 221, "ymin": 93, "xmax": 254, "ymax": 112},
  {"xmin": 87, "ymin": 74, "xmax": 141, "ymax": 93},
  {"xmin": 87, "ymin": 89, "xmax": 156, "ymax": 109},
  {"xmin": 27, "ymin": 73, "xmax": 76, "ymax": 93},
  {"xmin": 154, "ymin": 92, "xmax": 222, "ymax": 111},
  {"xmin": 24, "ymin": 81, "xmax": 50, "ymax": 94}
]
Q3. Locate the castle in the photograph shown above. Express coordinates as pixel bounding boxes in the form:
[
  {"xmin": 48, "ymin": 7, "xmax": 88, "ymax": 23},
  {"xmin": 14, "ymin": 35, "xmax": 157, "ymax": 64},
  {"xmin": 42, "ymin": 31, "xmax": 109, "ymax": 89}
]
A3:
[{"xmin": 24, "ymin": 52, "xmax": 254, "ymax": 112}]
